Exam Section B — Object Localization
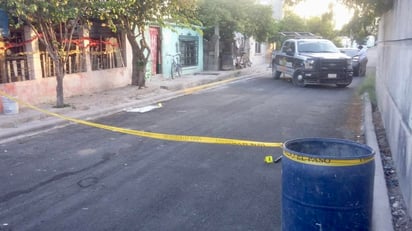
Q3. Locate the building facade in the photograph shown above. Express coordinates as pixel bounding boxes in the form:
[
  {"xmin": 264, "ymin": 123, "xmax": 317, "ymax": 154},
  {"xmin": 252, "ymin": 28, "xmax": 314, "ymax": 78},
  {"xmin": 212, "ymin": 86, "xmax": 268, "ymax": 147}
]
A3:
[
  {"xmin": 159, "ymin": 26, "xmax": 203, "ymax": 78},
  {"xmin": 376, "ymin": 0, "xmax": 412, "ymax": 217},
  {"xmin": 0, "ymin": 21, "xmax": 203, "ymax": 113}
]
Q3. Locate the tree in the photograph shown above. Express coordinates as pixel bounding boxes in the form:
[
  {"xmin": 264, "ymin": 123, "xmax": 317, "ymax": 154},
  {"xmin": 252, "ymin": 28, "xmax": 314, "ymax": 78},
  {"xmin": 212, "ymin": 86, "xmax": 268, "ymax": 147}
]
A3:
[
  {"xmin": 283, "ymin": 0, "xmax": 305, "ymax": 7},
  {"xmin": 340, "ymin": 0, "xmax": 393, "ymax": 43},
  {"xmin": 243, "ymin": 4, "xmax": 278, "ymax": 42},
  {"xmin": 271, "ymin": 12, "xmax": 306, "ymax": 47},
  {"xmin": 197, "ymin": 0, "xmax": 277, "ymax": 42},
  {"xmin": 340, "ymin": 0, "xmax": 393, "ymax": 15},
  {"xmin": 277, "ymin": 12, "xmax": 306, "ymax": 33},
  {"xmin": 95, "ymin": 0, "xmax": 198, "ymax": 89},
  {"xmin": 273, "ymin": 5, "xmax": 339, "ymax": 48},
  {"xmin": 0, "ymin": 0, "xmax": 92, "ymax": 108},
  {"xmin": 306, "ymin": 4, "xmax": 338, "ymax": 42}
]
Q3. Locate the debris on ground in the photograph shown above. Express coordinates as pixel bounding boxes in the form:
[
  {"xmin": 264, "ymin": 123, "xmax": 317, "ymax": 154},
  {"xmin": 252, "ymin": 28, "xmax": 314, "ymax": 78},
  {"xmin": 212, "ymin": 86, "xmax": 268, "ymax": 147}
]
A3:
[{"xmin": 373, "ymin": 108, "xmax": 412, "ymax": 231}]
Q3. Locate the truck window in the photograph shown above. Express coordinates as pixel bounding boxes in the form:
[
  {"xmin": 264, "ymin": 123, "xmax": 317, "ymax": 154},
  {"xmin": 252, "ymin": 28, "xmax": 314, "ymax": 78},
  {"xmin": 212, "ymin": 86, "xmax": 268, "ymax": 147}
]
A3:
[
  {"xmin": 298, "ymin": 40, "xmax": 339, "ymax": 53},
  {"xmin": 290, "ymin": 42, "xmax": 296, "ymax": 53},
  {"xmin": 281, "ymin": 41, "xmax": 295, "ymax": 54},
  {"xmin": 282, "ymin": 42, "xmax": 290, "ymax": 53}
]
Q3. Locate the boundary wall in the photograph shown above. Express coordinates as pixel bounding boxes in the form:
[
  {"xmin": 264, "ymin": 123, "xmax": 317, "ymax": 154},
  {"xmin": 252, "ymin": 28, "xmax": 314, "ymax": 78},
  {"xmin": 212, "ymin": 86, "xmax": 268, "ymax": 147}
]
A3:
[{"xmin": 376, "ymin": 0, "xmax": 412, "ymax": 217}]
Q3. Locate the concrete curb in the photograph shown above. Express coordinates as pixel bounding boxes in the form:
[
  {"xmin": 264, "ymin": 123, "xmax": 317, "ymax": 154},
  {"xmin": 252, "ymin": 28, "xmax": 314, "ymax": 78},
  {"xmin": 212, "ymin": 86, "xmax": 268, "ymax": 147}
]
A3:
[{"xmin": 364, "ymin": 93, "xmax": 394, "ymax": 231}]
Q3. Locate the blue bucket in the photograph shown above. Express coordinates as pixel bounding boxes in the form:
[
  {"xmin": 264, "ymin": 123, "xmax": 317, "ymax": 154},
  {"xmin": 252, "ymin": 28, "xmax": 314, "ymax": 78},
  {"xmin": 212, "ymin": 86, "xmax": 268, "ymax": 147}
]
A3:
[
  {"xmin": 282, "ymin": 138, "xmax": 375, "ymax": 231},
  {"xmin": 2, "ymin": 96, "xmax": 19, "ymax": 115}
]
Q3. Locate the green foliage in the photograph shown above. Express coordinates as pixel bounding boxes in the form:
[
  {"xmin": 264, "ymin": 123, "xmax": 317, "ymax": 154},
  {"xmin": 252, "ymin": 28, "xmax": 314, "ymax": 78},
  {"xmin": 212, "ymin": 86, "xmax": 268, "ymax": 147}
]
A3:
[
  {"xmin": 340, "ymin": 0, "xmax": 393, "ymax": 15},
  {"xmin": 95, "ymin": 0, "xmax": 199, "ymax": 31},
  {"xmin": 197, "ymin": 0, "xmax": 277, "ymax": 42},
  {"xmin": 340, "ymin": 12, "xmax": 376, "ymax": 44},
  {"xmin": 271, "ymin": 12, "xmax": 304, "ymax": 46},
  {"xmin": 0, "ymin": 0, "xmax": 94, "ymax": 106},
  {"xmin": 1, "ymin": 0, "xmax": 199, "ymax": 89},
  {"xmin": 358, "ymin": 71, "xmax": 376, "ymax": 105},
  {"xmin": 339, "ymin": 0, "xmax": 393, "ymax": 44},
  {"xmin": 0, "ymin": 0, "xmax": 92, "ymax": 58},
  {"xmin": 95, "ymin": 0, "xmax": 198, "ymax": 87},
  {"xmin": 277, "ymin": 12, "xmax": 306, "ymax": 32},
  {"xmin": 243, "ymin": 4, "xmax": 277, "ymax": 42},
  {"xmin": 283, "ymin": 0, "xmax": 305, "ymax": 7},
  {"xmin": 273, "ymin": 9, "xmax": 339, "ymax": 48},
  {"xmin": 306, "ymin": 7, "xmax": 336, "ymax": 41},
  {"xmin": 1, "ymin": 0, "xmax": 90, "ymax": 27}
]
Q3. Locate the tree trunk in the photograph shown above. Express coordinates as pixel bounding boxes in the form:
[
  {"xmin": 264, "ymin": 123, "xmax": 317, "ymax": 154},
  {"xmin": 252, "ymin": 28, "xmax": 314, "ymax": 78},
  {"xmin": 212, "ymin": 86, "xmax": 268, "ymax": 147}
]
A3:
[
  {"xmin": 131, "ymin": 49, "xmax": 146, "ymax": 88},
  {"xmin": 126, "ymin": 26, "xmax": 149, "ymax": 89},
  {"xmin": 55, "ymin": 61, "xmax": 65, "ymax": 108},
  {"xmin": 137, "ymin": 70, "xmax": 145, "ymax": 88}
]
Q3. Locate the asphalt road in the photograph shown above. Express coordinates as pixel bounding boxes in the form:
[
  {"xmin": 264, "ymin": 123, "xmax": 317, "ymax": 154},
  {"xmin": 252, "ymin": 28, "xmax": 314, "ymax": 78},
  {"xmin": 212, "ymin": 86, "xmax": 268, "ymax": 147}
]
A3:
[{"xmin": 0, "ymin": 74, "xmax": 364, "ymax": 231}]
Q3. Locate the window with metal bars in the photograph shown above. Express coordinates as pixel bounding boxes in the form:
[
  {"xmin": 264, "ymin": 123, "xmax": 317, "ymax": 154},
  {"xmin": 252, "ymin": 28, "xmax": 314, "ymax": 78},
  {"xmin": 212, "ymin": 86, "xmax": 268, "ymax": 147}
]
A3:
[
  {"xmin": 0, "ymin": 28, "xmax": 30, "ymax": 83},
  {"xmin": 179, "ymin": 35, "xmax": 198, "ymax": 67},
  {"xmin": 89, "ymin": 22, "xmax": 125, "ymax": 71},
  {"xmin": 255, "ymin": 42, "xmax": 262, "ymax": 54}
]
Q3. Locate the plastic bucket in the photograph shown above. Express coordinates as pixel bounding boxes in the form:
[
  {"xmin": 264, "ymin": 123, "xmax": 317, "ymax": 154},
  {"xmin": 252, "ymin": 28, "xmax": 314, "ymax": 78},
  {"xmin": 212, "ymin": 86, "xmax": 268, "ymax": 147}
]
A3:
[
  {"xmin": 282, "ymin": 138, "xmax": 375, "ymax": 231},
  {"xmin": 2, "ymin": 96, "xmax": 19, "ymax": 115}
]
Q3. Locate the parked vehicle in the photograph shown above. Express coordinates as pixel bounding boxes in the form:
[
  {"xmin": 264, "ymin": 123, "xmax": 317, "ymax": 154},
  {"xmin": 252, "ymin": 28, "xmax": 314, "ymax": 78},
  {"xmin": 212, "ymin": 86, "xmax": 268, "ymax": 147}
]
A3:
[
  {"xmin": 272, "ymin": 32, "xmax": 353, "ymax": 88},
  {"xmin": 339, "ymin": 46, "xmax": 368, "ymax": 77},
  {"xmin": 167, "ymin": 53, "xmax": 182, "ymax": 79}
]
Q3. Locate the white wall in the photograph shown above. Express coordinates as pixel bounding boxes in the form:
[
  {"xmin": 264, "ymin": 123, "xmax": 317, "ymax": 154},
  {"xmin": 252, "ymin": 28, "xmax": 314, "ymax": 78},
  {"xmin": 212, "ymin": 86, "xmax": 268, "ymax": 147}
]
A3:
[
  {"xmin": 249, "ymin": 39, "xmax": 271, "ymax": 66},
  {"xmin": 376, "ymin": 0, "xmax": 412, "ymax": 217}
]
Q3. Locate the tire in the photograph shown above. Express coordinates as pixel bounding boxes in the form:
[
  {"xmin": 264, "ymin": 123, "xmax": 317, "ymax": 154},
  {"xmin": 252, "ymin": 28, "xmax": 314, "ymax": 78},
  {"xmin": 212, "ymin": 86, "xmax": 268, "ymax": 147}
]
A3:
[
  {"xmin": 360, "ymin": 63, "xmax": 367, "ymax": 76},
  {"xmin": 353, "ymin": 67, "xmax": 360, "ymax": 77},
  {"xmin": 272, "ymin": 68, "xmax": 281, "ymax": 79},
  {"xmin": 359, "ymin": 60, "xmax": 367, "ymax": 77},
  {"xmin": 272, "ymin": 62, "xmax": 281, "ymax": 79},
  {"xmin": 358, "ymin": 64, "xmax": 364, "ymax": 77},
  {"xmin": 292, "ymin": 71, "xmax": 305, "ymax": 87}
]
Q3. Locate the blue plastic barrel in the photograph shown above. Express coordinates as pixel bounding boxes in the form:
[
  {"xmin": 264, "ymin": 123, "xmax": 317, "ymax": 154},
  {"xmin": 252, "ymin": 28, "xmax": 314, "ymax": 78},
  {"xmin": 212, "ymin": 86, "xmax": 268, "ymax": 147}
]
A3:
[{"xmin": 282, "ymin": 138, "xmax": 375, "ymax": 231}]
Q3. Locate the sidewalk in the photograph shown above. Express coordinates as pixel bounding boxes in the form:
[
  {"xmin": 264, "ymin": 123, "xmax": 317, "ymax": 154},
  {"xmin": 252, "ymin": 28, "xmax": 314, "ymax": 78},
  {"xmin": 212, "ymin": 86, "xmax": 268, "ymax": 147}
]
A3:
[{"xmin": 0, "ymin": 63, "xmax": 393, "ymax": 230}]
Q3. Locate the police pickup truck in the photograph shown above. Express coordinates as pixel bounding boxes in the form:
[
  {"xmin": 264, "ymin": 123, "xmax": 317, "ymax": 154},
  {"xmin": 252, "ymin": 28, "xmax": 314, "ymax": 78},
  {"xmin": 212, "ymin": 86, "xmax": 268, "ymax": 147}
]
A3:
[{"xmin": 272, "ymin": 33, "xmax": 353, "ymax": 87}]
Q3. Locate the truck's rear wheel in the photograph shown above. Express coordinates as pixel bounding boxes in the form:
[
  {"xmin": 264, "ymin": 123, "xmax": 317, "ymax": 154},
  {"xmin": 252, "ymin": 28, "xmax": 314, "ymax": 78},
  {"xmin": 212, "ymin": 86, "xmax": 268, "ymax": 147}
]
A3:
[
  {"xmin": 292, "ymin": 71, "xmax": 305, "ymax": 87},
  {"xmin": 272, "ymin": 70, "xmax": 281, "ymax": 79},
  {"xmin": 272, "ymin": 64, "xmax": 281, "ymax": 79}
]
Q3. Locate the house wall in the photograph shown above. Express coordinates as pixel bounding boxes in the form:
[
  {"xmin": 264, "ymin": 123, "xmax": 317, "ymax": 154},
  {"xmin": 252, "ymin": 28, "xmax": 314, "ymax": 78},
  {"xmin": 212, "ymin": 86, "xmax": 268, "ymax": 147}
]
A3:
[
  {"xmin": 0, "ymin": 24, "xmax": 201, "ymax": 113},
  {"xmin": 160, "ymin": 26, "xmax": 203, "ymax": 78},
  {"xmin": 248, "ymin": 38, "xmax": 271, "ymax": 66},
  {"xmin": 0, "ymin": 26, "xmax": 133, "ymax": 112},
  {"xmin": 0, "ymin": 68, "xmax": 130, "ymax": 106},
  {"xmin": 376, "ymin": 0, "xmax": 412, "ymax": 217}
]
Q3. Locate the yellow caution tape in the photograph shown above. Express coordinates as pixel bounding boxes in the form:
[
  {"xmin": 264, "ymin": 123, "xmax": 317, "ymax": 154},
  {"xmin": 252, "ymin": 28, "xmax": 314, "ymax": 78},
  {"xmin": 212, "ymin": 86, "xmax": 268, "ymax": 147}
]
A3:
[
  {"xmin": 0, "ymin": 91, "xmax": 282, "ymax": 148},
  {"xmin": 283, "ymin": 151, "xmax": 374, "ymax": 167}
]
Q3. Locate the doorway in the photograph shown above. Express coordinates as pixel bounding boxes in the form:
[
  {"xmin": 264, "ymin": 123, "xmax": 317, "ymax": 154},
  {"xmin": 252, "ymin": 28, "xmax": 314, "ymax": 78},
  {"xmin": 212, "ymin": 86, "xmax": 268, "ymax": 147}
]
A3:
[{"xmin": 149, "ymin": 27, "xmax": 161, "ymax": 75}]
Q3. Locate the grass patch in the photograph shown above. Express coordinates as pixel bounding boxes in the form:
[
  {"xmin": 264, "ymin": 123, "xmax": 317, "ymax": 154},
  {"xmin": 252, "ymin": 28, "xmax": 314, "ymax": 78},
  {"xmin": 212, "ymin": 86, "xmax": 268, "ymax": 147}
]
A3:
[{"xmin": 358, "ymin": 70, "xmax": 377, "ymax": 106}]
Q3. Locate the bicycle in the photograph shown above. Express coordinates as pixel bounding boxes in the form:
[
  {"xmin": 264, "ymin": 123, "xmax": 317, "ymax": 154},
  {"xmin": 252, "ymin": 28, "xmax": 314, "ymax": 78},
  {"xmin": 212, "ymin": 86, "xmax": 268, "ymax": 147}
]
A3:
[
  {"xmin": 235, "ymin": 52, "xmax": 252, "ymax": 69},
  {"xmin": 167, "ymin": 53, "xmax": 182, "ymax": 79}
]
